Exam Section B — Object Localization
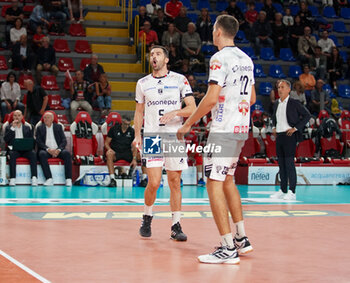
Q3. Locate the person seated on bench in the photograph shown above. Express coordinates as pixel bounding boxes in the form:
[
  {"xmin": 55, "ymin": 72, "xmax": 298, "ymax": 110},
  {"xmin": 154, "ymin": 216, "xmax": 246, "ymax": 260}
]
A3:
[
  {"xmin": 105, "ymin": 115, "xmax": 137, "ymax": 187},
  {"xmin": 36, "ymin": 111, "xmax": 72, "ymax": 186},
  {"xmin": 4, "ymin": 110, "xmax": 38, "ymax": 186}
]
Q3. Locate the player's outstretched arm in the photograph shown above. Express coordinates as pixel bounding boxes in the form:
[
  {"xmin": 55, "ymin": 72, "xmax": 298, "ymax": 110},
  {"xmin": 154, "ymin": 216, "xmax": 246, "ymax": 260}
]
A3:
[{"xmin": 133, "ymin": 102, "xmax": 144, "ymax": 149}]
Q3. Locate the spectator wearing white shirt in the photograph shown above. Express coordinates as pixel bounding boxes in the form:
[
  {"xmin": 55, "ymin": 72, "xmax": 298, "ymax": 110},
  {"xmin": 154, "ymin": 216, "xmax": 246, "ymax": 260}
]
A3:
[
  {"xmin": 1, "ymin": 72, "xmax": 25, "ymax": 119},
  {"xmin": 317, "ymin": 30, "xmax": 335, "ymax": 55},
  {"xmin": 10, "ymin": 18, "xmax": 26, "ymax": 45},
  {"xmin": 146, "ymin": 0, "xmax": 161, "ymax": 19}
]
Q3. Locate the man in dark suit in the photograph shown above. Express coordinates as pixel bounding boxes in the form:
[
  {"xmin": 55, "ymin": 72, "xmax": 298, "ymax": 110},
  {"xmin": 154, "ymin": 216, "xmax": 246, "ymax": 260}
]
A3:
[
  {"xmin": 271, "ymin": 80, "xmax": 311, "ymax": 200},
  {"xmin": 36, "ymin": 111, "xmax": 72, "ymax": 186},
  {"xmin": 4, "ymin": 110, "xmax": 37, "ymax": 186}
]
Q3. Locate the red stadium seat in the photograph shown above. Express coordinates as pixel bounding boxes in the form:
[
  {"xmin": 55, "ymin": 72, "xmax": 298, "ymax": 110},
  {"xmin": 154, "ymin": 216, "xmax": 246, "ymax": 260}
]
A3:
[
  {"xmin": 41, "ymin": 75, "xmax": 59, "ymax": 90},
  {"xmin": 0, "ymin": 74, "xmax": 7, "ymax": 82},
  {"xmin": 0, "ymin": 55, "xmax": 8, "ymax": 70},
  {"xmin": 339, "ymin": 110, "xmax": 350, "ymax": 148},
  {"xmin": 101, "ymin": 111, "xmax": 123, "ymax": 137},
  {"xmin": 240, "ymin": 130, "xmax": 268, "ymax": 164},
  {"xmin": 53, "ymin": 39, "xmax": 71, "ymax": 53},
  {"xmin": 48, "ymin": 94, "xmax": 65, "ymax": 110},
  {"xmin": 23, "ymin": 5, "xmax": 34, "ymax": 18},
  {"xmin": 69, "ymin": 23, "xmax": 86, "ymax": 36},
  {"xmin": 74, "ymin": 40, "xmax": 92, "ymax": 53},
  {"xmin": 18, "ymin": 73, "xmax": 34, "ymax": 89},
  {"xmin": 80, "ymin": 58, "xmax": 91, "ymax": 70},
  {"xmin": 1, "ymin": 5, "xmax": 11, "ymax": 18},
  {"xmin": 262, "ymin": 134, "xmax": 277, "ymax": 162},
  {"xmin": 296, "ymin": 139, "xmax": 323, "ymax": 164},
  {"xmin": 58, "ymin": 57, "xmax": 76, "ymax": 72},
  {"xmin": 316, "ymin": 110, "xmax": 330, "ymax": 127},
  {"xmin": 320, "ymin": 133, "xmax": 344, "ymax": 157}
]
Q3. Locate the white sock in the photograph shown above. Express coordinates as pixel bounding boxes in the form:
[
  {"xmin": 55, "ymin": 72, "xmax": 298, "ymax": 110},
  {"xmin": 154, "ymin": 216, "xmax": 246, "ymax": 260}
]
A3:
[
  {"xmin": 172, "ymin": 211, "xmax": 181, "ymax": 225},
  {"xmin": 142, "ymin": 174, "xmax": 147, "ymax": 180},
  {"xmin": 110, "ymin": 174, "xmax": 115, "ymax": 180},
  {"xmin": 234, "ymin": 220, "xmax": 246, "ymax": 239},
  {"xmin": 197, "ymin": 172, "xmax": 202, "ymax": 180},
  {"xmin": 221, "ymin": 233, "xmax": 234, "ymax": 248},
  {"xmin": 144, "ymin": 205, "xmax": 153, "ymax": 216}
]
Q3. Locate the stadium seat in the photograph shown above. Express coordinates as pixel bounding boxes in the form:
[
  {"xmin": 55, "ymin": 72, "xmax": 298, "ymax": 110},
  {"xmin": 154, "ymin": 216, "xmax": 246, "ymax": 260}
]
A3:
[
  {"xmin": 344, "ymin": 36, "xmax": 350, "ymax": 47},
  {"xmin": 53, "ymin": 39, "xmax": 70, "ymax": 53},
  {"xmin": 197, "ymin": 0, "xmax": 212, "ymax": 11},
  {"xmin": 333, "ymin": 21, "xmax": 348, "ymax": 33},
  {"xmin": 308, "ymin": 5, "xmax": 320, "ymax": 17},
  {"xmin": 260, "ymin": 48, "xmax": 277, "ymax": 61},
  {"xmin": 201, "ymin": 45, "xmax": 216, "ymax": 58},
  {"xmin": 101, "ymin": 112, "xmax": 122, "ymax": 138},
  {"xmin": 18, "ymin": 74, "xmax": 34, "ymax": 89},
  {"xmin": 242, "ymin": 47, "xmax": 258, "ymax": 60},
  {"xmin": 272, "ymin": 3, "xmax": 283, "ymax": 13},
  {"xmin": 255, "ymin": 2, "xmax": 263, "ymax": 12},
  {"xmin": 74, "ymin": 40, "xmax": 92, "ymax": 53},
  {"xmin": 316, "ymin": 109, "xmax": 330, "ymax": 126},
  {"xmin": 296, "ymin": 139, "xmax": 323, "ymax": 163},
  {"xmin": 240, "ymin": 130, "xmax": 267, "ymax": 165},
  {"xmin": 268, "ymin": 64, "xmax": 287, "ymax": 78},
  {"xmin": 210, "ymin": 14, "xmax": 217, "ymax": 23},
  {"xmin": 1, "ymin": 5, "xmax": 11, "ymax": 18},
  {"xmin": 57, "ymin": 114, "xmax": 70, "ymax": 131},
  {"xmin": 23, "ymin": 5, "xmax": 34, "ymax": 18},
  {"xmin": 0, "ymin": 55, "xmax": 8, "ymax": 70},
  {"xmin": 80, "ymin": 58, "xmax": 91, "ymax": 71},
  {"xmin": 70, "ymin": 111, "xmax": 103, "ymax": 165},
  {"xmin": 323, "ymin": 84, "xmax": 335, "ymax": 98},
  {"xmin": 339, "ymin": 51, "xmax": 347, "ymax": 62},
  {"xmin": 252, "ymin": 109, "xmax": 263, "ymax": 127},
  {"xmin": 288, "ymin": 65, "xmax": 302, "ymax": 78},
  {"xmin": 339, "ymin": 110, "xmax": 350, "ymax": 148},
  {"xmin": 320, "ymin": 133, "xmax": 344, "ymax": 157},
  {"xmin": 328, "ymin": 35, "xmax": 341, "ymax": 47},
  {"xmin": 323, "ymin": 6, "xmax": 338, "ymax": 18},
  {"xmin": 41, "ymin": 75, "xmax": 59, "ymax": 90},
  {"xmin": 254, "ymin": 64, "xmax": 267, "ymax": 78},
  {"xmin": 338, "ymin": 85, "xmax": 350, "ymax": 98},
  {"xmin": 279, "ymin": 48, "xmax": 296, "ymax": 61},
  {"xmin": 340, "ymin": 7, "xmax": 350, "ymax": 19},
  {"xmin": 236, "ymin": 2, "xmax": 247, "ymax": 13},
  {"xmin": 259, "ymin": 82, "xmax": 273, "ymax": 96},
  {"xmin": 64, "ymin": 75, "xmax": 76, "ymax": 90},
  {"xmin": 262, "ymin": 134, "xmax": 277, "ymax": 161},
  {"xmin": 69, "ymin": 23, "xmax": 86, "ymax": 36},
  {"xmin": 289, "ymin": 5, "xmax": 300, "ymax": 16},
  {"xmin": 235, "ymin": 30, "xmax": 249, "ymax": 43},
  {"xmin": 48, "ymin": 94, "xmax": 65, "ymax": 110},
  {"xmin": 58, "ymin": 58, "xmax": 76, "ymax": 72},
  {"xmin": 216, "ymin": 0, "xmax": 228, "ymax": 12},
  {"xmin": 187, "ymin": 13, "xmax": 198, "ymax": 22},
  {"xmin": 0, "ymin": 74, "xmax": 7, "ymax": 82},
  {"xmin": 251, "ymin": 99, "xmax": 264, "ymax": 112}
]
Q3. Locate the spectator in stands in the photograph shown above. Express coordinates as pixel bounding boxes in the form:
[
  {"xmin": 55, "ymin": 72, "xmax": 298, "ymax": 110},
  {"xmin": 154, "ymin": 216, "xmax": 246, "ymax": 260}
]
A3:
[
  {"xmin": 164, "ymin": 0, "xmax": 183, "ymax": 21},
  {"xmin": 310, "ymin": 79, "xmax": 330, "ymax": 113},
  {"xmin": 83, "ymin": 54, "xmax": 105, "ymax": 85},
  {"xmin": 24, "ymin": 79, "xmax": 49, "ymax": 126},
  {"xmin": 252, "ymin": 11, "xmax": 274, "ymax": 56},
  {"xmin": 139, "ymin": 6, "xmax": 152, "ymax": 30},
  {"xmin": 4, "ymin": 0, "xmax": 24, "ymax": 47},
  {"xmin": 317, "ymin": 30, "xmax": 335, "ymax": 56},
  {"xmin": 10, "ymin": 18, "xmax": 26, "ymax": 46},
  {"xmin": 11, "ymin": 35, "xmax": 35, "ymax": 72},
  {"xmin": 333, "ymin": 0, "xmax": 348, "ymax": 16},
  {"xmin": 152, "ymin": 9, "xmax": 169, "ymax": 41},
  {"xmin": 36, "ymin": 111, "xmax": 72, "ymax": 186},
  {"xmin": 138, "ymin": 21, "xmax": 159, "ymax": 61},
  {"xmin": 44, "ymin": 0, "xmax": 67, "ymax": 31},
  {"xmin": 182, "ymin": 23, "xmax": 203, "ymax": 62},
  {"xmin": 322, "ymin": 0, "xmax": 333, "ymax": 7},
  {"xmin": 327, "ymin": 46, "xmax": 343, "ymax": 91},
  {"xmin": 271, "ymin": 13, "xmax": 288, "ymax": 57},
  {"xmin": 32, "ymin": 25, "xmax": 46, "ymax": 52},
  {"xmin": 96, "ymin": 73, "xmax": 111, "ymax": 117},
  {"xmin": 1, "ymin": 72, "xmax": 24, "ymax": 120},
  {"xmin": 196, "ymin": 8, "xmax": 213, "ymax": 44},
  {"xmin": 298, "ymin": 26, "xmax": 317, "ymax": 64},
  {"xmin": 299, "ymin": 64, "xmax": 316, "ymax": 91},
  {"xmin": 178, "ymin": 58, "xmax": 193, "ymax": 77},
  {"xmin": 4, "ymin": 110, "xmax": 38, "ymax": 186},
  {"xmin": 187, "ymin": 75, "xmax": 205, "ymax": 105},
  {"xmin": 289, "ymin": 15, "xmax": 305, "ymax": 56},
  {"xmin": 168, "ymin": 43, "xmax": 183, "ymax": 71},
  {"xmin": 245, "ymin": 2, "xmax": 258, "ymax": 27},
  {"xmin": 161, "ymin": 23, "xmax": 181, "ymax": 48},
  {"xmin": 309, "ymin": 46, "xmax": 327, "ymax": 81},
  {"xmin": 174, "ymin": 7, "xmax": 191, "ymax": 35},
  {"xmin": 290, "ymin": 81, "xmax": 307, "ymax": 105},
  {"xmin": 146, "ymin": 0, "xmax": 161, "ymax": 20},
  {"xmin": 70, "ymin": 70, "xmax": 94, "ymax": 119},
  {"xmin": 36, "ymin": 36, "xmax": 58, "ymax": 84},
  {"xmin": 282, "ymin": 8, "xmax": 294, "ymax": 28},
  {"xmin": 67, "ymin": 0, "xmax": 88, "ymax": 23},
  {"xmin": 29, "ymin": 4, "xmax": 50, "ymax": 34},
  {"xmin": 297, "ymin": 1, "xmax": 312, "ymax": 27},
  {"xmin": 225, "ymin": 0, "xmax": 245, "ymax": 27},
  {"xmin": 270, "ymin": 80, "xmax": 281, "ymax": 114},
  {"xmin": 262, "ymin": 0, "xmax": 278, "ymax": 23},
  {"xmin": 105, "ymin": 115, "xmax": 137, "ymax": 187}
]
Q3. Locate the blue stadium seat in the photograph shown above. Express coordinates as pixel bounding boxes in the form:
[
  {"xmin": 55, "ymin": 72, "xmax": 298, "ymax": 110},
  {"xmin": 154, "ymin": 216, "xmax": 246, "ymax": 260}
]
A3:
[
  {"xmin": 269, "ymin": 65, "xmax": 287, "ymax": 78},
  {"xmin": 272, "ymin": 3, "xmax": 283, "ymax": 13},
  {"xmin": 340, "ymin": 7, "xmax": 350, "ymax": 19},
  {"xmin": 193, "ymin": 72, "xmax": 206, "ymax": 77},
  {"xmin": 279, "ymin": 48, "xmax": 296, "ymax": 61},
  {"xmin": 236, "ymin": 2, "xmax": 247, "ymax": 13},
  {"xmin": 259, "ymin": 82, "xmax": 273, "ymax": 96},
  {"xmin": 260, "ymin": 48, "xmax": 277, "ymax": 61},
  {"xmin": 216, "ymin": 0, "xmax": 228, "ymax": 12},
  {"xmin": 323, "ymin": 84, "xmax": 336, "ymax": 98},
  {"xmin": 251, "ymin": 100, "xmax": 264, "ymax": 112},
  {"xmin": 160, "ymin": 0, "xmax": 167, "ymax": 7},
  {"xmin": 235, "ymin": 30, "xmax": 249, "ymax": 43},
  {"xmin": 308, "ymin": 6, "xmax": 320, "ymax": 17},
  {"xmin": 339, "ymin": 51, "xmax": 348, "ymax": 62},
  {"xmin": 344, "ymin": 36, "xmax": 350, "ymax": 47},
  {"xmin": 289, "ymin": 5, "xmax": 300, "ymax": 16},
  {"xmin": 333, "ymin": 21, "xmax": 348, "ymax": 33},
  {"xmin": 197, "ymin": 0, "xmax": 212, "ymax": 11},
  {"xmin": 288, "ymin": 65, "xmax": 302, "ymax": 78},
  {"xmin": 338, "ymin": 85, "xmax": 350, "ymax": 98},
  {"xmin": 254, "ymin": 64, "xmax": 267, "ymax": 78},
  {"xmin": 255, "ymin": 2, "xmax": 263, "ymax": 12},
  {"xmin": 210, "ymin": 14, "xmax": 217, "ymax": 23},
  {"xmin": 329, "ymin": 35, "xmax": 341, "ymax": 47},
  {"xmin": 242, "ymin": 46, "xmax": 258, "ymax": 60},
  {"xmin": 181, "ymin": 0, "xmax": 194, "ymax": 10},
  {"xmin": 323, "ymin": 6, "xmax": 338, "ymax": 18},
  {"xmin": 201, "ymin": 45, "xmax": 216, "ymax": 58},
  {"xmin": 187, "ymin": 13, "xmax": 198, "ymax": 23}
]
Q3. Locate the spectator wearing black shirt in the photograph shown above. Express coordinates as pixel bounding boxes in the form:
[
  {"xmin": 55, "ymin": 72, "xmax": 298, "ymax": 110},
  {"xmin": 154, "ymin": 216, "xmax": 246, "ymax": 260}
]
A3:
[
  {"xmin": 168, "ymin": 43, "xmax": 183, "ymax": 71},
  {"xmin": 289, "ymin": 15, "xmax": 305, "ymax": 56},
  {"xmin": 12, "ymin": 35, "xmax": 35, "ymax": 72},
  {"xmin": 44, "ymin": 0, "xmax": 67, "ymax": 30},
  {"xmin": 187, "ymin": 75, "xmax": 205, "ymax": 105},
  {"xmin": 196, "ymin": 8, "xmax": 213, "ymax": 44},
  {"xmin": 252, "ymin": 11, "xmax": 274, "ymax": 56},
  {"xmin": 262, "ymin": 0, "xmax": 277, "ymax": 23},
  {"xmin": 327, "ymin": 46, "xmax": 343, "ymax": 91},
  {"xmin": 174, "ymin": 6, "xmax": 191, "ymax": 35},
  {"xmin": 271, "ymin": 13, "xmax": 288, "ymax": 57},
  {"xmin": 4, "ymin": 0, "xmax": 24, "ymax": 46},
  {"xmin": 225, "ymin": 0, "xmax": 245, "ymax": 27},
  {"xmin": 297, "ymin": 1, "xmax": 313, "ymax": 27},
  {"xmin": 152, "ymin": 9, "xmax": 169, "ymax": 41},
  {"xmin": 83, "ymin": 54, "xmax": 105, "ymax": 85},
  {"xmin": 24, "ymin": 79, "xmax": 49, "ymax": 126},
  {"xmin": 105, "ymin": 116, "xmax": 137, "ymax": 187},
  {"xmin": 139, "ymin": 6, "xmax": 152, "ymax": 30},
  {"xmin": 36, "ymin": 36, "xmax": 58, "ymax": 84}
]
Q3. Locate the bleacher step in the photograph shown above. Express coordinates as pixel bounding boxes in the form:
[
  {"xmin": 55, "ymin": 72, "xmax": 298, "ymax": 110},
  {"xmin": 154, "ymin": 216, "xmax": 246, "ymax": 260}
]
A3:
[
  {"xmin": 86, "ymin": 27, "xmax": 128, "ymax": 38},
  {"xmin": 92, "ymin": 44, "xmax": 135, "ymax": 54},
  {"xmin": 83, "ymin": 0, "xmax": 118, "ymax": 6},
  {"xmin": 111, "ymin": 100, "xmax": 136, "ymax": 111},
  {"xmin": 100, "ymin": 62, "xmax": 142, "ymax": 73},
  {"xmin": 85, "ymin": 12, "xmax": 123, "ymax": 22}
]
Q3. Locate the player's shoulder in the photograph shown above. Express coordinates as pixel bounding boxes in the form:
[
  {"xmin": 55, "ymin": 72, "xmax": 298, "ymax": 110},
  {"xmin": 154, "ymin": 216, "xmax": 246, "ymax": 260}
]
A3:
[
  {"xmin": 137, "ymin": 73, "xmax": 153, "ymax": 85},
  {"xmin": 168, "ymin": 71, "xmax": 186, "ymax": 80}
]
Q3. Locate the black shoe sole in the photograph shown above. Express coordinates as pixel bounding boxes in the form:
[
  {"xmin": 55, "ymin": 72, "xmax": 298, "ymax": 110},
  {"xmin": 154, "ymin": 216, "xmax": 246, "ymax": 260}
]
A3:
[{"xmin": 139, "ymin": 228, "xmax": 151, "ymax": 238}]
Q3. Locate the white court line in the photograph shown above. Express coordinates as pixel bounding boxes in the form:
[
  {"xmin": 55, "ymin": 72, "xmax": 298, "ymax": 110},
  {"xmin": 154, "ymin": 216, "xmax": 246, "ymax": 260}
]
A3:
[{"xmin": 0, "ymin": 250, "xmax": 51, "ymax": 283}]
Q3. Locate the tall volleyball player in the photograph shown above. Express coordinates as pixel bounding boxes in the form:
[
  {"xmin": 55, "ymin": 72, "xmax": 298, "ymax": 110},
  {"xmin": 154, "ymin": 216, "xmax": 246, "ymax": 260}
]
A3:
[
  {"xmin": 177, "ymin": 15, "xmax": 256, "ymax": 264},
  {"xmin": 133, "ymin": 46, "xmax": 196, "ymax": 241}
]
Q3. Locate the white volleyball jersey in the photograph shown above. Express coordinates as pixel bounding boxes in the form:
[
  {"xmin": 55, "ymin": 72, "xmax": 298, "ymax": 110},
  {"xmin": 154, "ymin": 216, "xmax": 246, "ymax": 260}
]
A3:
[
  {"xmin": 135, "ymin": 71, "xmax": 193, "ymax": 132},
  {"xmin": 208, "ymin": 46, "xmax": 255, "ymax": 137}
]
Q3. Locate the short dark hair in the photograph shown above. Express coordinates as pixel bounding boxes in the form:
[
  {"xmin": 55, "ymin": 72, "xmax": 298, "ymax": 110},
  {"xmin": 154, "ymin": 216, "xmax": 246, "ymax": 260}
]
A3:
[
  {"xmin": 150, "ymin": 45, "xmax": 169, "ymax": 58},
  {"xmin": 122, "ymin": 115, "xmax": 131, "ymax": 122},
  {"xmin": 215, "ymin": 14, "xmax": 239, "ymax": 38},
  {"xmin": 7, "ymin": 71, "xmax": 16, "ymax": 82}
]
